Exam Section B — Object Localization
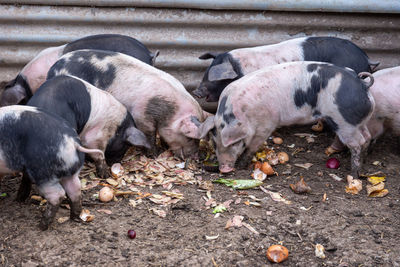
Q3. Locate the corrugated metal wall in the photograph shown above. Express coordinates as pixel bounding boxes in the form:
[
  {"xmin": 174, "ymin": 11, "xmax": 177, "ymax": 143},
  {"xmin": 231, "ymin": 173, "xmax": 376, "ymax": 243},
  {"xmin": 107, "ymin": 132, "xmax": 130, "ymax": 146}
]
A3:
[{"xmin": 0, "ymin": 3, "xmax": 399, "ymax": 97}]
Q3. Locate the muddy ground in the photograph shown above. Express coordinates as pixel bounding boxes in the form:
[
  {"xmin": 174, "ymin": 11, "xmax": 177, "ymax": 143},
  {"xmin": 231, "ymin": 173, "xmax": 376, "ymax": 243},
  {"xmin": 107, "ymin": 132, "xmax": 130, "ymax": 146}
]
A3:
[{"xmin": 1, "ymin": 125, "xmax": 399, "ymax": 267}]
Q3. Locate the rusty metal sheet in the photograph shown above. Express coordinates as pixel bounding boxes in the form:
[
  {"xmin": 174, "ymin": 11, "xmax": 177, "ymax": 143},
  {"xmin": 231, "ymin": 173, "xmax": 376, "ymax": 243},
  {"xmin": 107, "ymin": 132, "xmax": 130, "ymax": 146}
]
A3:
[{"xmin": 0, "ymin": 4, "xmax": 399, "ymax": 93}]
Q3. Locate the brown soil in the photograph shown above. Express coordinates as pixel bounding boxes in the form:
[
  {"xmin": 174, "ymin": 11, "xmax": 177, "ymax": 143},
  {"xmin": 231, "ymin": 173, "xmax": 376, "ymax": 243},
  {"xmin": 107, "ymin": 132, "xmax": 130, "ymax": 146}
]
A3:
[{"xmin": 1, "ymin": 125, "xmax": 400, "ymax": 267}]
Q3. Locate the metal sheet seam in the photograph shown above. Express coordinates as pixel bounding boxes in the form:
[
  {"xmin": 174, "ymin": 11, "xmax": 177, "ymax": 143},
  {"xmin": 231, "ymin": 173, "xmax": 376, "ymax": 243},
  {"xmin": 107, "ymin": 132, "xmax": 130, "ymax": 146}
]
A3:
[{"xmin": 0, "ymin": 0, "xmax": 400, "ymax": 13}]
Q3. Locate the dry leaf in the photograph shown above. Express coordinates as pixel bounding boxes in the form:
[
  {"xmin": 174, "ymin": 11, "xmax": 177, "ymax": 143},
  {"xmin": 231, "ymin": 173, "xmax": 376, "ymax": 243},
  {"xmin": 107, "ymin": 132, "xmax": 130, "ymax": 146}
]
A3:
[
  {"xmin": 242, "ymin": 222, "xmax": 259, "ymax": 235},
  {"xmin": 260, "ymin": 187, "xmax": 292, "ymax": 204},
  {"xmin": 367, "ymin": 176, "xmax": 385, "ymax": 185},
  {"xmin": 366, "ymin": 182, "xmax": 385, "ymax": 196},
  {"xmin": 205, "ymin": 234, "xmax": 219, "ymax": 240},
  {"xmin": 368, "ymin": 189, "xmax": 389, "ymax": 198},
  {"xmin": 198, "ymin": 180, "xmax": 214, "ymax": 191},
  {"xmin": 150, "ymin": 208, "xmax": 167, "ymax": 218},
  {"xmin": 289, "ymin": 177, "xmax": 311, "ymax": 194},
  {"xmin": 294, "ymin": 163, "xmax": 313, "ymax": 170},
  {"xmin": 57, "ymin": 217, "xmax": 69, "ymax": 224},
  {"xmin": 97, "ymin": 209, "xmax": 112, "ymax": 215},
  {"xmin": 106, "ymin": 178, "xmax": 119, "ymax": 187},
  {"xmin": 225, "ymin": 215, "xmax": 244, "ymax": 229},
  {"xmin": 328, "ymin": 173, "xmax": 343, "ymax": 182}
]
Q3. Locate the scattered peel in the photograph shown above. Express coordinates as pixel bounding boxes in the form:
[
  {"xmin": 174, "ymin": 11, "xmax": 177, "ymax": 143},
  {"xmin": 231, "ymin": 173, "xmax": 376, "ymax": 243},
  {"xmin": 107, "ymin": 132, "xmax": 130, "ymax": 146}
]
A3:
[
  {"xmin": 345, "ymin": 175, "xmax": 362, "ymax": 195},
  {"xmin": 368, "ymin": 189, "xmax": 389, "ymax": 198},
  {"xmin": 315, "ymin": 244, "xmax": 326, "ymax": 259},
  {"xmin": 266, "ymin": 245, "xmax": 289, "ymax": 263},
  {"xmin": 311, "ymin": 120, "xmax": 324, "ymax": 132},
  {"xmin": 111, "ymin": 163, "xmax": 124, "ymax": 178},
  {"xmin": 80, "ymin": 209, "xmax": 94, "ymax": 222},
  {"xmin": 290, "ymin": 177, "xmax": 311, "ymax": 194}
]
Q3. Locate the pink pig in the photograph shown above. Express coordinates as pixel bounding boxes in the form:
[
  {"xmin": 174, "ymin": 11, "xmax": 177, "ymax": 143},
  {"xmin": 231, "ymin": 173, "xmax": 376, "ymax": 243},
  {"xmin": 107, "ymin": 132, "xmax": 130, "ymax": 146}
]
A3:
[
  {"xmin": 198, "ymin": 61, "xmax": 375, "ymax": 178},
  {"xmin": 47, "ymin": 49, "xmax": 210, "ymax": 158}
]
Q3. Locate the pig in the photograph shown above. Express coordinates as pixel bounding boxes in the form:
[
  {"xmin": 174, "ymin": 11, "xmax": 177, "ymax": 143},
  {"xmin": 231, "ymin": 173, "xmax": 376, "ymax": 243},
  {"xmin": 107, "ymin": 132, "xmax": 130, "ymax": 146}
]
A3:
[
  {"xmin": 0, "ymin": 105, "xmax": 104, "ymax": 230},
  {"xmin": 0, "ymin": 34, "xmax": 159, "ymax": 107},
  {"xmin": 328, "ymin": 66, "xmax": 400, "ymax": 154},
  {"xmin": 196, "ymin": 61, "xmax": 375, "ymax": 178},
  {"xmin": 47, "ymin": 49, "xmax": 209, "ymax": 158},
  {"xmin": 27, "ymin": 75, "xmax": 150, "ymax": 178},
  {"xmin": 194, "ymin": 36, "xmax": 379, "ymax": 103}
]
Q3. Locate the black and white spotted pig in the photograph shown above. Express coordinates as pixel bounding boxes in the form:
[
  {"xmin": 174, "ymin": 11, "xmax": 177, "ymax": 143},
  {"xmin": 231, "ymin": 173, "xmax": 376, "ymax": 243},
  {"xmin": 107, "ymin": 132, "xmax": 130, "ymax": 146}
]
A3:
[
  {"xmin": 194, "ymin": 36, "xmax": 379, "ymax": 102},
  {"xmin": 328, "ymin": 66, "xmax": 400, "ymax": 154},
  {"xmin": 0, "ymin": 105, "xmax": 104, "ymax": 230},
  {"xmin": 197, "ymin": 62, "xmax": 375, "ymax": 178},
  {"xmin": 0, "ymin": 34, "xmax": 159, "ymax": 107},
  {"xmin": 27, "ymin": 75, "xmax": 150, "ymax": 178},
  {"xmin": 47, "ymin": 49, "xmax": 209, "ymax": 158}
]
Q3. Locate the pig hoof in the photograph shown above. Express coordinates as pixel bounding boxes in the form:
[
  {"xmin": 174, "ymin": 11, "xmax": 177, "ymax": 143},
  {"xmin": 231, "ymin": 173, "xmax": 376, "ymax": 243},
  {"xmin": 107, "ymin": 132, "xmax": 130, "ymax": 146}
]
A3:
[{"xmin": 39, "ymin": 220, "xmax": 50, "ymax": 231}]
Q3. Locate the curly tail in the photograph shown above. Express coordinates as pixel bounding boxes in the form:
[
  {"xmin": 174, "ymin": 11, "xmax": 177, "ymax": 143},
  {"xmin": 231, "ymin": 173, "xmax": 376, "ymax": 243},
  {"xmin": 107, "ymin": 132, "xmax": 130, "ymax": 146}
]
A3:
[
  {"xmin": 358, "ymin": 72, "xmax": 374, "ymax": 89},
  {"xmin": 75, "ymin": 143, "xmax": 105, "ymax": 160}
]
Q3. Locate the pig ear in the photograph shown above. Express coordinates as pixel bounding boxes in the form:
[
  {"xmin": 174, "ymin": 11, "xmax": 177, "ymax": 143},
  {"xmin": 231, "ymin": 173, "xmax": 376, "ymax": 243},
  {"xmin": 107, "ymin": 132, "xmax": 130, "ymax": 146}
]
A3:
[
  {"xmin": 208, "ymin": 62, "xmax": 238, "ymax": 82},
  {"xmin": 180, "ymin": 115, "xmax": 215, "ymax": 139},
  {"xmin": 0, "ymin": 84, "xmax": 27, "ymax": 106},
  {"xmin": 220, "ymin": 122, "xmax": 247, "ymax": 147},
  {"xmin": 125, "ymin": 127, "xmax": 151, "ymax": 149},
  {"xmin": 199, "ymin": 52, "xmax": 218, "ymax": 60},
  {"xmin": 150, "ymin": 50, "xmax": 160, "ymax": 66}
]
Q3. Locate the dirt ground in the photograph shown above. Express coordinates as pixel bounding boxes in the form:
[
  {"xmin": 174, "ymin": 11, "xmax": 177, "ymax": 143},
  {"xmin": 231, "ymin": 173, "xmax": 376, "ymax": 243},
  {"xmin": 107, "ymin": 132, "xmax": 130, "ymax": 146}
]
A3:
[{"xmin": 1, "ymin": 125, "xmax": 399, "ymax": 267}]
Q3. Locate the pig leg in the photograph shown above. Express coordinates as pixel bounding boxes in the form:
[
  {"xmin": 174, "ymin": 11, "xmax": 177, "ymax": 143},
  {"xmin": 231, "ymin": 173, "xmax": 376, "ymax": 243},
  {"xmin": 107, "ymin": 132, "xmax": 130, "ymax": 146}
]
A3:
[
  {"xmin": 16, "ymin": 172, "xmax": 32, "ymax": 202},
  {"xmin": 60, "ymin": 172, "xmax": 82, "ymax": 221},
  {"xmin": 37, "ymin": 180, "xmax": 66, "ymax": 230},
  {"xmin": 338, "ymin": 128, "xmax": 370, "ymax": 178}
]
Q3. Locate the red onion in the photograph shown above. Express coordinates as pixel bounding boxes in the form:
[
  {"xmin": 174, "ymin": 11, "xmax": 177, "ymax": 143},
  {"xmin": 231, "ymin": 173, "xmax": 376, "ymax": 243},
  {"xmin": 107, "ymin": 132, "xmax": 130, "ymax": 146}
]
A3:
[
  {"xmin": 127, "ymin": 229, "xmax": 136, "ymax": 239},
  {"xmin": 326, "ymin": 158, "xmax": 340, "ymax": 169}
]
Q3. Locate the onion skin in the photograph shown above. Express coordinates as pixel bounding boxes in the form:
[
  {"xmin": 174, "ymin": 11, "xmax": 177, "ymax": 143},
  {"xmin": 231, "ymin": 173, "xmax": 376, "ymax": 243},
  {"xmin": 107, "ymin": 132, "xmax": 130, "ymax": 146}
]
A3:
[{"xmin": 266, "ymin": 245, "xmax": 289, "ymax": 263}]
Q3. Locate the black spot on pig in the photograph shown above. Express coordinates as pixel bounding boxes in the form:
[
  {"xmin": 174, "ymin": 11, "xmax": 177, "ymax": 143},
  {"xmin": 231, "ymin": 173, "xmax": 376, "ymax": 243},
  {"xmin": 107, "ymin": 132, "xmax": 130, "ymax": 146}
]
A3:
[
  {"xmin": 294, "ymin": 64, "xmax": 338, "ymax": 108},
  {"xmin": 47, "ymin": 50, "xmax": 117, "ymax": 90},
  {"xmin": 324, "ymin": 116, "xmax": 339, "ymax": 132},
  {"xmin": 335, "ymin": 73, "xmax": 373, "ymax": 125},
  {"xmin": 63, "ymin": 34, "xmax": 154, "ymax": 65},
  {"xmin": 190, "ymin": 116, "xmax": 201, "ymax": 127},
  {"xmin": 312, "ymin": 110, "xmax": 321, "ymax": 117},
  {"xmin": 27, "ymin": 75, "xmax": 91, "ymax": 133},
  {"xmin": 196, "ymin": 53, "xmax": 243, "ymax": 102},
  {"xmin": 105, "ymin": 113, "xmax": 137, "ymax": 165},
  {"xmin": 217, "ymin": 96, "xmax": 236, "ymax": 124},
  {"xmin": 145, "ymin": 96, "xmax": 177, "ymax": 128},
  {"xmin": 302, "ymin": 37, "xmax": 371, "ymax": 73},
  {"xmin": 307, "ymin": 63, "xmax": 318, "ymax": 73}
]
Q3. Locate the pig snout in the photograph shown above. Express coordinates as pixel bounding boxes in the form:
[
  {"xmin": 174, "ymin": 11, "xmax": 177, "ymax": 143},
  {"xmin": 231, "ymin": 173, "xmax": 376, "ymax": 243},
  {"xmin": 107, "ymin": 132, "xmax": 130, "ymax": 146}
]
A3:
[
  {"xmin": 192, "ymin": 85, "xmax": 207, "ymax": 98},
  {"xmin": 219, "ymin": 163, "xmax": 235, "ymax": 173}
]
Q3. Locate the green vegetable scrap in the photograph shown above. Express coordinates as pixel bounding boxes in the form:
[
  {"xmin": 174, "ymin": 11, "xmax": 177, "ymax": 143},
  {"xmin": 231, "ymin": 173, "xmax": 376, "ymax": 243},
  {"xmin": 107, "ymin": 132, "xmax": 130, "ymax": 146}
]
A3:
[
  {"xmin": 212, "ymin": 204, "xmax": 227, "ymax": 214},
  {"xmin": 213, "ymin": 179, "xmax": 263, "ymax": 189},
  {"xmin": 0, "ymin": 192, "xmax": 7, "ymax": 198}
]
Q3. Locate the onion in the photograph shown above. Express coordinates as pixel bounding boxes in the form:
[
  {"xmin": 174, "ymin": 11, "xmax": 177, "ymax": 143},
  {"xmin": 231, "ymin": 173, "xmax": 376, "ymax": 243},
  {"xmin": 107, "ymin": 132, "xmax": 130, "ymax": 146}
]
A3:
[
  {"xmin": 260, "ymin": 162, "xmax": 274, "ymax": 175},
  {"xmin": 277, "ymin": 152, "xmax": 289, "ymax": 164},
  {"xmin": 272, "ymin": 137, "xmax": 283, "ymax": 145},
  {"xmin": 266, "ymin": 245, "xmax": 289, "ymax": 263},
  {"xmin": 127, "ymin": 229, "xmax": 137, "ymax": 239},
  {"xmin": 326, "ymin": 158, "xmax": 340, "ymax": 169},
  {"xmin": 99, "ymin": 187, "xmax": 114, "ymax": 202}
]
